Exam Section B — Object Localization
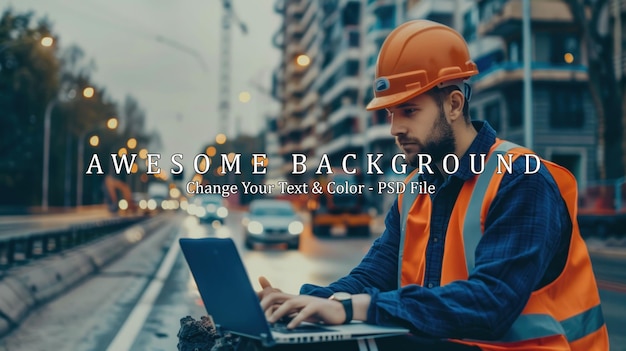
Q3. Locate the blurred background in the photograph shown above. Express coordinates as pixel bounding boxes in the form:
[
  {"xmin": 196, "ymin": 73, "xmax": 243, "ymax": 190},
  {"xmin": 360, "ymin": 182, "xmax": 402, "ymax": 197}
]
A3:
[{"xmin": 0, "ymin": 0, "xmax": 625, "ymax": 350}]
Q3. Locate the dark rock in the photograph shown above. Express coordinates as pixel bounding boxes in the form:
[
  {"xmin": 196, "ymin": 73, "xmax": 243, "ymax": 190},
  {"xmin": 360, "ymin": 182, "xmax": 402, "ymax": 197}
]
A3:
[{"xmin": 177, "ymin": 315, "xmax": 240, "ymax": 351}]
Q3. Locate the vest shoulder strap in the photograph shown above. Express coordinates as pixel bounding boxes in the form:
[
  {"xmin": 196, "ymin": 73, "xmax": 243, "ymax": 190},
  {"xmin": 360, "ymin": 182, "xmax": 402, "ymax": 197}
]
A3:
[
  {"xmin": 463, "ymin": 140, "xmax": 521, "ymax": 272},
  {"xmin": 398, "ymin": 170, "xmax": 422, "ymax": 287}
]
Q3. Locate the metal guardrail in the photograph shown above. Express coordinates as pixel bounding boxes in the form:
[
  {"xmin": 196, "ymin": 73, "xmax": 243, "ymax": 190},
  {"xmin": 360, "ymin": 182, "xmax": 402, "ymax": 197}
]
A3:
[{"xmin": 0, "ymin": 216, "xmax": 147, "ymax": 268}]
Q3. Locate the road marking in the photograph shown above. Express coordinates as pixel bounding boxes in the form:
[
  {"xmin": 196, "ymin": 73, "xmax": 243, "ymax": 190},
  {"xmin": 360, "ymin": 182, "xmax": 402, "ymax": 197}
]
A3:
[{"xmin": 106, "ymin": 230, "xmax": 181, "ymax": 351}]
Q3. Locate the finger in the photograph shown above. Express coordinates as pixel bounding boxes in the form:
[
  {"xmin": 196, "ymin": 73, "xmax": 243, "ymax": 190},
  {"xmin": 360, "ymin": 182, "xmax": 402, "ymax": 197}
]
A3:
[
  {"xmin": 268, "ymin": 299, "xmax": 300, "ymax": 324},
  {"xmin": 259, "ymin": 276, "xmax": 272, "ymax": 290},
  {"xmin": 265, "ymin": 303, "xmax": 280, "ymax": 320},
  {"xmin": 257, "ymin": 277, "xmax": 283, "ymax": 300},
  {"xmin": 260, "ymin": 291, "xmax": 291, "ymax": 312},
  {"xmin": 287, "ymin": 304, "xmax": 316, "ymax": 329}
]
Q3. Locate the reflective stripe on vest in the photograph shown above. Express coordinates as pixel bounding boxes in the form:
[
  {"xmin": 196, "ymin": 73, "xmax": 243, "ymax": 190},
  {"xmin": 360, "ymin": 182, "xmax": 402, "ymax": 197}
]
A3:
[
  {"xmin": 495, "ymin": 304, "xmax": 604, "ymax": 343},
  {"xmin": 463, "ymin": 140, "xmax": 518, "ymax": 272},
  {"xmin": 398, "ymin": 142, "xmax": 605, "ymax": 343}
]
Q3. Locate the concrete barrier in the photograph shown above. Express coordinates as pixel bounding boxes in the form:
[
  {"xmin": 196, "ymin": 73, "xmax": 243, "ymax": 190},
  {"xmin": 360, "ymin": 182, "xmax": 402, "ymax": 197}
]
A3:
[
  {"xmin": 0, "ymin": 275, "xmax": 35, "ymax": 330},
  {"xmin": 0, "ymin": 215, "xmax": 170, "ymax": 338}
]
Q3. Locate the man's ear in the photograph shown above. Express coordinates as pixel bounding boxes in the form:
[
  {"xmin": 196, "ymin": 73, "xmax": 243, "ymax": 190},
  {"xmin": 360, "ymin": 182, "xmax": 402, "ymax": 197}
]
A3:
[{"xmin": 446, "ymin": 90, "xmax": 465, "ymax": 122}]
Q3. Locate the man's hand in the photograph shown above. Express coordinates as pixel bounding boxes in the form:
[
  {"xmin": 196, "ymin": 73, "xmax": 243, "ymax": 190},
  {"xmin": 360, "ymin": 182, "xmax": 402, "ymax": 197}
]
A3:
[
  {"xmin": 261, "ymin": 293, "xmax": 346, "ymax": 329},
  {"xmin": 256, "ymin": 277, "xmax": 372, "ymax": 329}
]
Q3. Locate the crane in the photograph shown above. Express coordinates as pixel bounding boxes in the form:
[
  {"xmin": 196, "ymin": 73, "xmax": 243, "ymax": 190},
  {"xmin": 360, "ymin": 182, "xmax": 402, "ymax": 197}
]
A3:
[{"xmin": 220, "ymin": 0, "xmax": 248, "ymax": 136}]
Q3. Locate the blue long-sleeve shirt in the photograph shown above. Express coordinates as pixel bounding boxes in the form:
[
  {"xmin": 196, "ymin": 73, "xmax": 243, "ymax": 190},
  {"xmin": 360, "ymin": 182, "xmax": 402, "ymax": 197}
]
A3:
[{"xmin": 300, "ymin": 121, "xmax": 571, "ymax": 341}]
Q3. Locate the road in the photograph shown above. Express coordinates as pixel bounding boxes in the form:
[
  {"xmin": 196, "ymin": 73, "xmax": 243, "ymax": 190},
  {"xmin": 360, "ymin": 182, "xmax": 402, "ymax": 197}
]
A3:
[{"xmin": 0, "ymin": 210, "xmax": 625, "ymax": 350}]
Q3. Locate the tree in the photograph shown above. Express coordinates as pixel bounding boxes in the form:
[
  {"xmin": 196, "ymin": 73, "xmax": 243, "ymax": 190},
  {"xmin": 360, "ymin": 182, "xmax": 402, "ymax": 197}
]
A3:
[
  {"xmin": 565, "ymin": 0, "xmax": 624, "ymax": 179},
  {"xmin": 0, "ymin": 9, "xmax": 160, "ymax": 208},
  {"xmin": 0, "ymin": 9, "xmax": 60, "ymax": 206}
]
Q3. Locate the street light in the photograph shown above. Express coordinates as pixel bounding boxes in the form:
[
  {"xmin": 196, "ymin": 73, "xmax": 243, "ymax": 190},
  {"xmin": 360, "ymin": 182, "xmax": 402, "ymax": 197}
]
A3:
[
  {"xmin": 215, "ymin": 133, "xmax": 227, "ymax": 145},
  {"xmin": 296, "ymin": 54, "xmax": 311, "ymax": 67},
  {"xmin": 0, "ymin": 35, "xmax": 54, "ymax": 54},
  {"xmin": 238, "ymin": 91, "xmax": 251, "ymax": 103},
  {"xmin": 40, "ymin": 36, "xmax": 54, "ymax": 47},
  {"xmin": 76, "ymin": 116, "xmax": 118, "ymax": 207},
  {"xmin": 107, "ymin": 118, "xmax": 118, "ymax": 130},
  {"xmin": 89, "ymin": 135, "xmax": 100, "ymax": 147},
  {"xmin": 127, "ymin": 137, "xmax": 137, "ymax": 149},
  {"xmin": 42, "ymin": 86, "xmax": 96, "ymax": 210},
  {"xmin": 82, "ymin": 87, "xmax": 95, "ymax": 98}
]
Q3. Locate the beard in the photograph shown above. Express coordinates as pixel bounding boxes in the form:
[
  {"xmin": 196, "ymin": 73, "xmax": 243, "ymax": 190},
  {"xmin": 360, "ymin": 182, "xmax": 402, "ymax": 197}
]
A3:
[{"xmin": 401, "ymin": 110, "xmax": 456, "ymax": 167}]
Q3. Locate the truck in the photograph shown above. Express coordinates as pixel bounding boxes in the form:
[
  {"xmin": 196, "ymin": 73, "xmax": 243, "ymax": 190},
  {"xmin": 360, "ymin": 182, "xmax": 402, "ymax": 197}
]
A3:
[
  {"xmin": 307, "ymin": 170, "xmax": 372, "ymax": 237},
  {"xmin": 577, "ymin": 177, "xmax": 626, "ymax": 238}
]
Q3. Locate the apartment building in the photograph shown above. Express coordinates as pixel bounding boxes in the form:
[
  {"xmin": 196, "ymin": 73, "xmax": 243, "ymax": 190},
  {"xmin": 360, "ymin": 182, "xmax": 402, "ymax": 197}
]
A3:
[
  {"xmin": 360, "ymin": 0, "xmax": 473, "ymax": 174},
  {"xmin": 314, "ymin": 0, "xmax": 363, "ymax": 167},
  {"xmin": 361, "ymin": 0, "xmax": 405, "ymax": 179},
  {"xmin": 273, "ymin": 0, "xmax": 599, "ymax": 187},
  {"xmin": 468, "ymin": 0, "xmax": 597, "ymax": 186},
  {"xmin": 272, "ymin": 0, "xmax": 321, "ymax": 179}
]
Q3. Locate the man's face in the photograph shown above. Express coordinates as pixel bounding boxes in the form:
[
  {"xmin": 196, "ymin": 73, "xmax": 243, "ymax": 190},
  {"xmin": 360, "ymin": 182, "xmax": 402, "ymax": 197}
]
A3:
[{"xmin": 386, "ymin": 93, "xmax": 455, "ymax": 167}]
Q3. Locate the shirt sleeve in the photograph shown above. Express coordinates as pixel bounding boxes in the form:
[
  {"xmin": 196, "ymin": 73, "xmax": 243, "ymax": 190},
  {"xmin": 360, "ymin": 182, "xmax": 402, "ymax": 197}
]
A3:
[
  {"xmin": 365, "ymin": 160, "xmax": 567, "ymax": 340},
  {"xmin": 300, "ymin": 198, "xmax": 402, "ymax": 297}
]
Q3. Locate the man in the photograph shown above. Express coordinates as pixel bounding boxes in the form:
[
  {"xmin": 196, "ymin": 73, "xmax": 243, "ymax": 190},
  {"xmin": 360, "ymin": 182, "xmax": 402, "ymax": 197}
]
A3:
[{"xmin": 258, "ymin": 20, "xmax": 609, "ymax": 350}]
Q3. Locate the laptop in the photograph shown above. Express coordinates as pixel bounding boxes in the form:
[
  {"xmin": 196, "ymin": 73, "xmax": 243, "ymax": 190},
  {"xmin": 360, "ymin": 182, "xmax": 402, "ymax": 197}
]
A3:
[{"xmin": 179, "ymin": 237, "xmax": 409, "ymax": 348}]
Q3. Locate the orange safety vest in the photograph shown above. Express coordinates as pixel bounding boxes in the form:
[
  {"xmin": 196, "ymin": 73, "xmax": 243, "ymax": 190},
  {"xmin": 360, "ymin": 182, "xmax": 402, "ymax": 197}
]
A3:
[{"xmin": 397, "ymin": 139, "xmax": 609, "ymax": 351}]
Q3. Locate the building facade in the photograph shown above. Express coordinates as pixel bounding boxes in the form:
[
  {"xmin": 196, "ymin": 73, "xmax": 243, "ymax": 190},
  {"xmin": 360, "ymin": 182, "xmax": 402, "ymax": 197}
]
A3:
[
  {"xmin": 469, "ymin": 0, "xmax": 597, "ymax": 187},
  {"xmin": 272, "ymin": 0, "xmax": 599, "ymax": 189}
]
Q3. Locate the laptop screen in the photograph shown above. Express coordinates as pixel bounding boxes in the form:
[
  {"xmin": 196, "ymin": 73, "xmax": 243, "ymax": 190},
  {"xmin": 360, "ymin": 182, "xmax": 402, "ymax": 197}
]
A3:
[{"xmin": 179, "ymin": 238, "xmax": 273, "ymax": 343}]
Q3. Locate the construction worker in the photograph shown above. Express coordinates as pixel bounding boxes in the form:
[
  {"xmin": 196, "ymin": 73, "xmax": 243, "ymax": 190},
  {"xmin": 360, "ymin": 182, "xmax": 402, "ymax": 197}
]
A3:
[{"xmin": 256, "ymin": 20, "xmax": 609, "ymax": 350}]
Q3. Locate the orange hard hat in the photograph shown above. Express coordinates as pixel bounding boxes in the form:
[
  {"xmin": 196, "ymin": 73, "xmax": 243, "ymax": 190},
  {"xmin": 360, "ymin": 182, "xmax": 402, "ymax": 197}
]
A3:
[{"xmin": 366, "ymin": 20, "xmax": 479, "ymax": 111}]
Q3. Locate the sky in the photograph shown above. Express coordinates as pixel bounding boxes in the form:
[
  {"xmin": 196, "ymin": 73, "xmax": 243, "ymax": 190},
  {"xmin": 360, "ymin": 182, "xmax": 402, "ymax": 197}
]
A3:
[{"xmin": 3, "ymin": 0, "xmax": 281, "ymax": 171}]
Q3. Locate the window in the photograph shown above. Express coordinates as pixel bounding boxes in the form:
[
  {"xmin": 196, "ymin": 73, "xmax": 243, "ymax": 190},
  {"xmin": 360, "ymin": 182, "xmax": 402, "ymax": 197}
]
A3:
[
  {"xmin": 534, "ymin": 32, "xmax": 581, "ymax": 65},
  {"xmin": 348, "ymin": 31, "xmax": 360, "ymax": 47},
  {"xmin": 551, "ymin": 153, "xmax": 582, "ymax": 180},
  {"xmin": 346, "ymin": 60, "xmax": 359, "ymax": 76},
  {"xmin": 509, "ymin": 40, "xmax": 521, "ymax": 63},
  {"xmin": 550, "ymin": 87, "xmax": 585, "ymax": 128},
  {"xmin": 551, "ymin": 35, "xmax": 580, "ymax": 65},
  {"xmin": 373, "ymin": 109, "xmax": 388, "ymax": 126},
  {"xmin": 343, "ymin": 2, "xmax": 360, "ymax": 26},
  {"xmin": 483, "ymin": 101, "xmax": 501, "ymax": 132},
  {"xmin": 375, "ymin": 6, "xmax": 395, "ymax": 30},
  {"xmin": 463, "ymin": 9, "xmax": 478, "ymax": 42},
  {"xmin": 506, "ymin": 90, "xmax": 522, "ymax": 128},
  {"xmin": 536, "ymin": 34, "xmax": 547, "ymax": 63}
]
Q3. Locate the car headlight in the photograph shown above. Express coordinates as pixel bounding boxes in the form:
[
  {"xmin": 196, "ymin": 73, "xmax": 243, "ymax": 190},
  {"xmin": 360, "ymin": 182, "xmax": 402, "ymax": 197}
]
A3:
[
  {"xmin": 196, "ymin": 207, "xmax": 207, "ymax": 217},
  {"xmin": 118, "ymin": 199, "xmax": 129, "ymax": 210},
  {"xmin": 247, "ymin": 221, "xmax": 264, "ymax": 235},
  {"xmin": 288, "ymin": 221, "xmax": 304, "ymax": 235},
  {"xmin": 217, "ymin": 207, "xmax": 228, "ymax": 218},
  {"xmin": 147, "ymin": 199, "xmax": 157, "ymax": 210}
]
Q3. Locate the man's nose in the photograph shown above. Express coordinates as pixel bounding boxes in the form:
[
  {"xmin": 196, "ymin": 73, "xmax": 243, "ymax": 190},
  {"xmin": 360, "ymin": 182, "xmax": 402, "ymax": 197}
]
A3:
[{"xmin": 389, "ymin": 115, "xmax": 406, "ymax": 136}]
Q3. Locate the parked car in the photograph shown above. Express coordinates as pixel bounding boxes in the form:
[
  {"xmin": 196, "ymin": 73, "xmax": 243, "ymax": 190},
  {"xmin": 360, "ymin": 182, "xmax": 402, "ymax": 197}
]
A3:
[
  {"xmin": 243, "ymin": 199, "xmax": 303, "ymax": 250},
  {"xmin": 190, "ymin": 194, "xmax": 229, "ymax": 225}
]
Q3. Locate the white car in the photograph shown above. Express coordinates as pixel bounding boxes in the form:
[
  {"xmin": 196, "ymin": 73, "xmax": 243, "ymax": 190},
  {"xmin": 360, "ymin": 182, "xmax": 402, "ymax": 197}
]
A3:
[
  {"xmin": 190, "ymin": 194, "xmax": 229, "ymax": 225},
  {"xmin": 243, "ymin": 199, "xmax": 303, "ymax": 250}
]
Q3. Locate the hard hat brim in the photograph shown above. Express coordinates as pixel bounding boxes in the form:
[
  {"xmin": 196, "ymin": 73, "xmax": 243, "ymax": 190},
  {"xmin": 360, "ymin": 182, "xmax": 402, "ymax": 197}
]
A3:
[{"xmin": 365, "ymin": 89, "xmax": 422, "ymax": 111}]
